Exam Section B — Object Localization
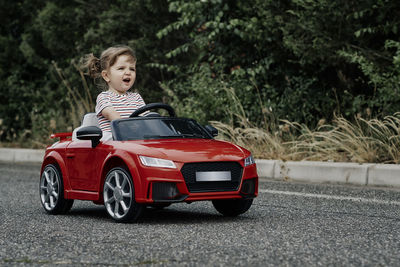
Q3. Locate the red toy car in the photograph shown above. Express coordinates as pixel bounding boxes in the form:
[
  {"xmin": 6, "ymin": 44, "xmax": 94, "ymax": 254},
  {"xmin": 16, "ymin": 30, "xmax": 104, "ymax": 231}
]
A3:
[{"xmin": 39, "ymin": 103, "xmax": 258, "ymax": 222}]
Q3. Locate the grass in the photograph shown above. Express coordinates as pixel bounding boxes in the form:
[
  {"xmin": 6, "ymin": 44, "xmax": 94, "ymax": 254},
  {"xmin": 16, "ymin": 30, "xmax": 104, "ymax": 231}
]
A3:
[
  {"xmin": 52, "ymin": 60, "xmax": 95, "ymax": 128},
  {"xmin": 209, "ymin": 85, "xmax": 400, "ymax": 164},
  {"xmin": 211, "ymin": 113, "xmax": 400, "ymax": 164},
  {"xmin": 2, "ymin": 61, "xmax": 97, "ymax": 149}
]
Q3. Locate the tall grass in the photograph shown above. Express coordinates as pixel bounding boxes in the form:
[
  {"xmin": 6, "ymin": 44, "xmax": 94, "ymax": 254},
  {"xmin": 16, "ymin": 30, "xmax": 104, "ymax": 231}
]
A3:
[
  {"xmin": 288, "ymin": 115, "xmax": 400, "ymax": 163},
  {"xmin": 211, "ymin": 87, "xmax": 400, "ymax": 164},
  {"xmin": 17, "ymin": 62, "xmax": 96, "ymax": 148},
  {"xmin": 52, "ymin": 61, "xmax": 95, "ymax": 127}
]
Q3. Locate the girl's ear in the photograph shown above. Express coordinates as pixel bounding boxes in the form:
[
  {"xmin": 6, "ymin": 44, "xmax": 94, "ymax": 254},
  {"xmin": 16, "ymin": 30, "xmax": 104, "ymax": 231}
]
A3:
[{"xmin": 101, "ymin": 70, "xmax": 110, "ymax": 83}]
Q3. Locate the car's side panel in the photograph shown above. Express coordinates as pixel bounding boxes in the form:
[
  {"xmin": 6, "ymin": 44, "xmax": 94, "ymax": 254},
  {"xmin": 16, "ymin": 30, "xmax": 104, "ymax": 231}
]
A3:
[
  {"xmin": 66, "ymin": 190, "xmax": 99, "ymax": 201},
  {"xmin": 41, "ymin": 148, "xmax": 72, "ymax": 195},
  {"xmin": 65, "ymin": 140, "xmax": 106, "ymax": 191}
]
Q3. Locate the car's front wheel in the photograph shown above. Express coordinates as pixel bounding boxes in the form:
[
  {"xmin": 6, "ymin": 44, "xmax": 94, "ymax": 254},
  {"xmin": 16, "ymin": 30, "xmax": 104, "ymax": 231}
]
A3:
[
  {"xmin": 40, "ymin": 164, "xmax": 74, "ymax": 214},
  {"xmin": 103, "ymin": 167, "xmax": 143, "ymax": 223},
  {"xmin": 212, "ymin": 198, "xmax": 253, "ymax": 217}
]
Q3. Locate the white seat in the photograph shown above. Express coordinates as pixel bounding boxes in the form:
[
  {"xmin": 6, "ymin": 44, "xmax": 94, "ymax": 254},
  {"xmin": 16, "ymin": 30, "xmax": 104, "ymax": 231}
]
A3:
[
  {"xmin": 81, "ymin": 113, "xmax": 100, "ymax": 127},
  {"xmin": 72, "ymin": 113, "xmax": 112, "ymax": 141}
]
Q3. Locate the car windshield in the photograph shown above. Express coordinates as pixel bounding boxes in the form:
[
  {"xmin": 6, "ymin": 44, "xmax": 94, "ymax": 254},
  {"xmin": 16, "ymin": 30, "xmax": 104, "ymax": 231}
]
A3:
[{"xmin": 112, "ymin": 117, "xmax": 212, "ymax": 141}]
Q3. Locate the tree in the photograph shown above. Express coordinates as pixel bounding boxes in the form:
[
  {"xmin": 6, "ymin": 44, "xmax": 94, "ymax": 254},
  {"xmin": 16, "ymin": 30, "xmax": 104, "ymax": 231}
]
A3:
[{"xmin": 157, "ymin": 0, "xmax": 400, "ymax": 126}]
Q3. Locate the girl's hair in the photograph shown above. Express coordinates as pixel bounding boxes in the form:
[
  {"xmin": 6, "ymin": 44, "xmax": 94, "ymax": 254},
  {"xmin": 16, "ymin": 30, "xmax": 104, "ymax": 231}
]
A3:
[{"xmin": 81, "ymin": 45, "xmax": 136, "ymax": 90}]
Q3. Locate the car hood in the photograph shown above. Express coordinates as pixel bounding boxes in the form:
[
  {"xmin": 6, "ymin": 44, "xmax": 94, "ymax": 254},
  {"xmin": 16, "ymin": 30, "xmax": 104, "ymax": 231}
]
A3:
[{"xmin": 113, "ymin": 139, "xmax": 248, "ymax": 163}]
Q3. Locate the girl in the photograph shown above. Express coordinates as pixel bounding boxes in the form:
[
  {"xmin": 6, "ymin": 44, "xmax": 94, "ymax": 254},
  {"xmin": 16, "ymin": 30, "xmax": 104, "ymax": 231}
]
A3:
[{"xmin": 82, "ymin": 45, "xmax": 146, "ymax": 135}]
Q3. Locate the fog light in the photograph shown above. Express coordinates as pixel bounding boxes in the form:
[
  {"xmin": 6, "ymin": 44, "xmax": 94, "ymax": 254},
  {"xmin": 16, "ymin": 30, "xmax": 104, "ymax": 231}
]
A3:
[
  {"xmin": 240, "ymin": 178, "xmax": 256, "ymax": 195},
  {"xmin": 152, "ymin": 182, "xmax": 180, "ymax": 201}
]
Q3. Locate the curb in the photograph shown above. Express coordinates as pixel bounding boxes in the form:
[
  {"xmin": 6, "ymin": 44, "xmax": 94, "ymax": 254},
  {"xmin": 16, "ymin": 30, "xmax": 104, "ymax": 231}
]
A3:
[
  {"xmin": 255, "ymin": 159, "xmax": 400, "ymax": 188},
  {"xmin": 0, "ymin": 148, "xmax": 45, "ymax": 163},
  {"xmin": 0, "ymin": 148, "xmax": 399, "ymax": 188}
]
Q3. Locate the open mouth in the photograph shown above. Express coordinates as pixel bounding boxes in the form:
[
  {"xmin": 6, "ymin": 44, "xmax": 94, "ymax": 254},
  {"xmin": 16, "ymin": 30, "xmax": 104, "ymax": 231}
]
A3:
[{"xmin": 123, "ymin": 78, "xmax": 131, "ymax": 83}]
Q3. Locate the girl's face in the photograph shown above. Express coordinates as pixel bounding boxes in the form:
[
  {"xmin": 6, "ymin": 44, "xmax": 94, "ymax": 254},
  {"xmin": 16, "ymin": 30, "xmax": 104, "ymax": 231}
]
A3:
[{"xmin": 101, "ymin": 55, "xmax": 136, "ymax": 95}]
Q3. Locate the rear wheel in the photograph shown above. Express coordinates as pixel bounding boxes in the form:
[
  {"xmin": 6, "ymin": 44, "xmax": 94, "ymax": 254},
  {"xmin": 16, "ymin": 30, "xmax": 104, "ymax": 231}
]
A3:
[
  {"xmin": 40, "ymin": 164, "xmax": 74, "ymax": 214},
  {"xmin": 103, "ymin": 167, "xmax": 143, "ymax": 223},
  {"xmin": 212, "ymin": 198, "xmax": 253, "ymax": 217}
]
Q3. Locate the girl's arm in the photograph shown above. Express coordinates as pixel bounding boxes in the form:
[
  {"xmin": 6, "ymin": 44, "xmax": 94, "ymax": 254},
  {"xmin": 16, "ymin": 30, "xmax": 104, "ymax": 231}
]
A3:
[{"xmin": 101, "ymin": 106, "xmax": 121, "ymax": 121}]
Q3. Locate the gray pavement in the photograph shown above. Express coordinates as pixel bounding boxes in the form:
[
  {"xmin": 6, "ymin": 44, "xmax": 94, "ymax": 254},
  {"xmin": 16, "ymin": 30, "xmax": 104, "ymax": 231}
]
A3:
[{"xmin": 1, "ymin": 162, "xmax": 400, "ymax": 266}]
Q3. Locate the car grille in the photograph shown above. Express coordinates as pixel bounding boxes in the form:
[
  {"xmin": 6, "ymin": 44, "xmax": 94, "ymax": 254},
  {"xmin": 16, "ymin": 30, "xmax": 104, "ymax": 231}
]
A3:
[{"xmin": 181, "ymin": 162, "xmax": 243, "ymax": 193}]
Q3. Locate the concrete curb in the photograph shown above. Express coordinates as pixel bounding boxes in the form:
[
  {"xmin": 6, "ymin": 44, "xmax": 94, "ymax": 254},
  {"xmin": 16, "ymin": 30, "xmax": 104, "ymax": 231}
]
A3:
[
  {"xmin": 0, "ymin": 148, "xmax": 399, "ymax": 188},
  {"xmin": 0, "ymin": 148, "xmax": 45, "ymax": 163},
  {"xmin": 255, "ymin": 159, "xmax": 400, "ymax": 188}
]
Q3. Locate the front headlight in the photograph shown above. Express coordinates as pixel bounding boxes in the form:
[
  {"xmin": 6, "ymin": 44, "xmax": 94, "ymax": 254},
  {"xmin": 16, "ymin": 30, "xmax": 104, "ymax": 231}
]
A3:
[
  {"xmin": 244, "ymin": 155, "xmax": 255, "ymax": 167},
  {"xmin": 139, "ymin": 155, "xmax": 176, "ymax": 169}
]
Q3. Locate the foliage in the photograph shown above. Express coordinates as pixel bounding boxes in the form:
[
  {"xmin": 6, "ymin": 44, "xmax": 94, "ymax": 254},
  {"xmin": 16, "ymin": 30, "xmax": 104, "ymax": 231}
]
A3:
[
  {"xmin": 157, "ymin": 0, "xmax": 400, "ymax": 126},
  {"xmin": 1, "ymin": 0, "xmax": 400, "ymax": 160},
  {"xmin": 0, "ymin": 0, "xmax": 176, "ymax": 142}
]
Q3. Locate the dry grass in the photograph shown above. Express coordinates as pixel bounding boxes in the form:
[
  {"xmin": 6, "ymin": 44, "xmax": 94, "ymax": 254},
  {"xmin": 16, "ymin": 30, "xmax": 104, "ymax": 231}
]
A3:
[
  {"xmin": 12, "ymin": 62, "xmax": 96, "ymax": 149},
  {"xmin": 295, "ymin": 114, "xmax": 400, "ymax": 163},
  {"xmin": 210, "ymin": 86, "xmax": 400, "ymax": 164},
  {"xmin": 211, "ymin": 117, "xmax": 287, "ymax": 160},
  {"xmin": 211, "ymin": 113, "xmax": 400, "ymax": 164},
  {"xmin": 52, "ymin": 60, "xmax": 95, "ymax": 128}
]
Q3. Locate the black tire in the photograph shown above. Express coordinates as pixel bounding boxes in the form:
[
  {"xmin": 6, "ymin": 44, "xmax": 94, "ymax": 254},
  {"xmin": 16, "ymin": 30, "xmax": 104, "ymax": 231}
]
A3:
[
  {"xmin": 103, "ymin": 167, "xmax": 143, "ymax": 223},
  {"xmin": 39, "ymin": 164, "xmax": 74, "ymax": 214},
  {"xmin": 212, "ymin": 198, "xmax": 253, "ymax": 217},
  {"xmin": 62, "ymin": 199, "xmax": 74, "ymax": 213}
]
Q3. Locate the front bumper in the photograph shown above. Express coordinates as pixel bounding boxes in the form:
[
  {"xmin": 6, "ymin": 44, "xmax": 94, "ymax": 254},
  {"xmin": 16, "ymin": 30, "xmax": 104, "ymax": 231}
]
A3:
[{"xmin": 135, "ymin": 161, "xmax": 258, "ymax": 204}]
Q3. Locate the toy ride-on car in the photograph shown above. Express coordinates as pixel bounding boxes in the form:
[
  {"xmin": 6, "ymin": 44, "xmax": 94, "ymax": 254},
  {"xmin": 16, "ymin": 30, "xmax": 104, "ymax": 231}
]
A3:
[{"xmin": 39, "ymin": 103, "xmax": 258, "ymax": 222}]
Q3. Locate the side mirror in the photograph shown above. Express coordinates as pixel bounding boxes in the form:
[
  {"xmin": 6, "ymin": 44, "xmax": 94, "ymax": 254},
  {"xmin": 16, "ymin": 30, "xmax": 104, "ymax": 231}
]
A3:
[
  {"xmin": 205, "ymin": 125, "xmax": 218, "ymax": 137},
  {"xmin": 77, "ymin": 126, "xmax": 103, "ymax": 148}
]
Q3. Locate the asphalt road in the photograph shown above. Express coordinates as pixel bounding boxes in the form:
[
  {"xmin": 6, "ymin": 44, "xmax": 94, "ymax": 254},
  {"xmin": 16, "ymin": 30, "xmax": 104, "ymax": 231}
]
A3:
[{"xmin": 0, "ymin": 163, "xmax": 400, "ymax": 266}]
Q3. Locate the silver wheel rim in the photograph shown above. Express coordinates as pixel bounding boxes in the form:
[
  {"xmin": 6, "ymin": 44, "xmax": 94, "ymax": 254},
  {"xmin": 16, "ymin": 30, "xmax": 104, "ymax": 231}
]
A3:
[
  {"xmin": 104, "ymin": 169, "xmax": 133, "ymax": 219},
  {"xmin": 40, "ymin": 166, "xmax": 60, "ymax": 210}
]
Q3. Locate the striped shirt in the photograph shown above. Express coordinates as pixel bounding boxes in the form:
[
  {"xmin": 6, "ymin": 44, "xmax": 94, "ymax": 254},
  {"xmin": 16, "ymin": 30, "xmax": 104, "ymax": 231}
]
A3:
[{"xmin": 95, "ymin": 91, "xmax": 146, "ymax": 132}]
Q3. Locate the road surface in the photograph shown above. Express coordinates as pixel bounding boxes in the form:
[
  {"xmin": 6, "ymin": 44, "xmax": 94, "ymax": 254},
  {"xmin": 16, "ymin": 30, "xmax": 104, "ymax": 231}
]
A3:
[{"xmin": 0, "ymin": 162, "xmax": 399, "ymax": 266}]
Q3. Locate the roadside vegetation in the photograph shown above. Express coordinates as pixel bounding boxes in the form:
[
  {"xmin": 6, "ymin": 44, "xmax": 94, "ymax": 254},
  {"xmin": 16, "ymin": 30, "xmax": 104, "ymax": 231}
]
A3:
[
  {"xmin": 212, "ymin": 107, "xmax": 400, "ymax": 164},
  {"xmin": 209, "ymin": 87, "xmax": 400, "ymax": 164},
  {"xmin": 1, "ymin": 0, "xmax": 400, "ymax": 163}
]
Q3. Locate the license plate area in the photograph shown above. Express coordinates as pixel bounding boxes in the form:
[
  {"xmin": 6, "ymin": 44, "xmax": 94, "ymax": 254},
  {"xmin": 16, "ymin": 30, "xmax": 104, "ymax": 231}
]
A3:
[{"xmin": 195, "ymin": 171, "xmax": 231, "ymax": 182}]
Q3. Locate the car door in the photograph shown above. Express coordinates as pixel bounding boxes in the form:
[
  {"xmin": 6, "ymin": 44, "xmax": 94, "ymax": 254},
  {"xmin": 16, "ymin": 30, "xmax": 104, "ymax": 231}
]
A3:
[{"xmin": 66, "ymin": 140, "xmax": 101, "ymax": 191}]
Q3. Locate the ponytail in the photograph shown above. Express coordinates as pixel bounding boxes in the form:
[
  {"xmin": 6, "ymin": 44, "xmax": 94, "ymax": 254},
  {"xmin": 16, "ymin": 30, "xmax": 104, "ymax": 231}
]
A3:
[{"xmin": 81, "ymin": 53, "xmax": 102, "ymax": 79}]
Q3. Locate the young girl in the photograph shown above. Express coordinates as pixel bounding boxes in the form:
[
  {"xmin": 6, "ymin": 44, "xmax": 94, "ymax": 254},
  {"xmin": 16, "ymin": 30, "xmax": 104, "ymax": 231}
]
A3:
[{"xmin": 83, "ymin": 45, "xmax": 146, "ymax": 134}]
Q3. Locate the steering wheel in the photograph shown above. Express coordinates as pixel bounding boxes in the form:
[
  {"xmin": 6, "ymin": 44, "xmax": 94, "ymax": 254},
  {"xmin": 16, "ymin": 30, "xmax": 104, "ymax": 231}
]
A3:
[{"xmin": 129, "ymin": 103, "xmax": 176, "ymax": 118}]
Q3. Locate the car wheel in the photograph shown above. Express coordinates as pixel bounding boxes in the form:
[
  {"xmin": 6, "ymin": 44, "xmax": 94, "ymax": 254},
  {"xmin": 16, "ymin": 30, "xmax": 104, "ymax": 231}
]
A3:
[
  {"xmin": 212, "ymin": 198, "xmax": 253, "ymax": 217},
  {"xmin": 103, "ymin": 167, "xmax": 143, "ymax": 223},
  {"xmin": 40, "ymin": 164, "xmax": 74, "ymax": 214}
]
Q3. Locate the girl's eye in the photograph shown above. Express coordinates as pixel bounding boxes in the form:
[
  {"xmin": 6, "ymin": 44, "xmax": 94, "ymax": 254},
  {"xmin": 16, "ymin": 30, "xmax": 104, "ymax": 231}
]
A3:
[{"xmin": 130, "ymin": 68, "xmax": 136, "ymax": 71}]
